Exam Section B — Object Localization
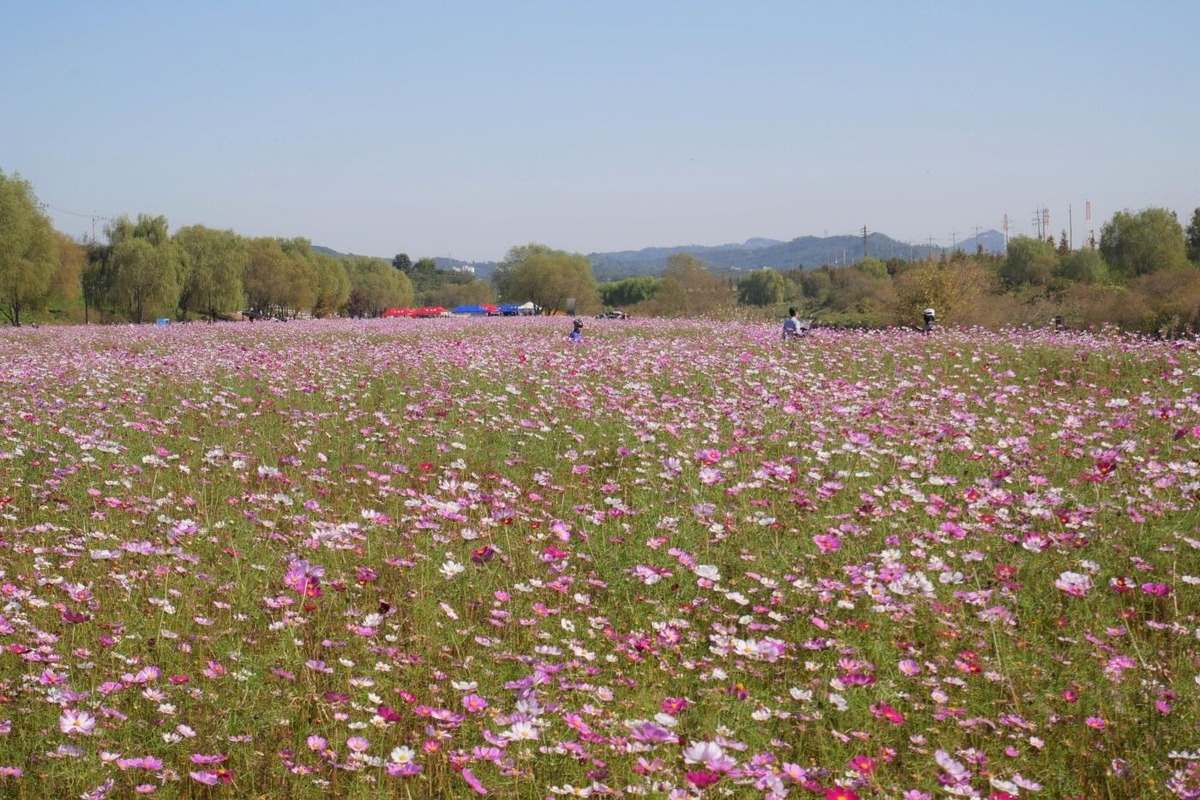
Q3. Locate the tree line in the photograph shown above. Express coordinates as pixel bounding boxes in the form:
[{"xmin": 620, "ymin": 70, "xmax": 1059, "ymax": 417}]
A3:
[
  {"xmin": 599, "ymin": 207, "xmax": 1200, "ymax": 335},
  {"xmin": 3, "ymin": 168, "xmax": 1199, "ymax": 333},
  {"xmin": 0, "ymin": 170, "xmax": 499, "ymax": 325}
]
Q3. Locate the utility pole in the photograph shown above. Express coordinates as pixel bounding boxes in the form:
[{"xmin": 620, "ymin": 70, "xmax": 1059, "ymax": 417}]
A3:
[
  {"xmin": 90, "ymin": 212, "xmax": 108, "ymax": 244},
  {"xmin": 974, "ymin": 225, "xmax": 983, "ymax": 253},
  {"xmin": 1002, "ymin": 214, "xmax": 1010, "ymax": 249},
  {"xmin": 949, "ymin": 229, "xmax": 959, "ymax": 254},
  {"xmin": 862, "ymin": 225, "xmax": 868, "ymax": 260},
  {"xmin": 1068, "ymin": 204, "xmax": 1073, "ymax": 251}
]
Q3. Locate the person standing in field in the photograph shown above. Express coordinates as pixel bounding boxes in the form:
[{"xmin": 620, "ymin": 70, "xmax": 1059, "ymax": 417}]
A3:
[
  {"xmin": 569, "ymin": 319, "xmax": 584, "ymax": 342},
  {"xmin": 922, "ymin": 308, "xmax": 936, "ymax": 335}
]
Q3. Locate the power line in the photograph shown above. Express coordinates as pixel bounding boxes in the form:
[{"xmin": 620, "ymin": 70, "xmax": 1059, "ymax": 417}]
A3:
[
  {"xmin": 43, "ymin": 202, "xmax": 110, "ymax": 242},
  {"xmin": 45, "ymin": 204, "xmax": 97, "ymax": 218}
]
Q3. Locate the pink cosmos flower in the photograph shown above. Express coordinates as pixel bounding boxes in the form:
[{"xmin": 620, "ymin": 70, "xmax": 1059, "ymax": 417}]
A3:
[
  {"xmin": 687, "ymin": 770, "xmax": 722, "ymax": 788},
  {"xmin": 871, "ymin": 702, "xmax": 905, "ymax": 724},
  {"xmin": 661, "ymin": 697, "xmax": 690, "ymax": 715},
  {"xmin": 190, "ymin": 754, "xmax": 227, "ymax": 764},
  {"xmin": 824, "ymin": 788, "xmax": 860, "ymax": 800},
  {"xmin": 628, "ymin": 720, "xmax": 676, "ymax": 743},
  {"xmin": 813, "ymin": 534, "xmax": 841, "ymax": 554},
  {"xmin": 1054, "ymin": 571, "xmax": 1092, "ymax": 596},
  {"xmin": 59, "ymin": 709, "xmax": 96, "ymax": 736},
  {"xmin": 461, "ymin": 767, "xmax": 488, "ymax": 795},
  {"xmin": 849, "ymin": 754, "xmax": 876, "ymax": 774},
  {"xmin": 386, "ymin": 762, "xmax": 423, "ymax": 777}
]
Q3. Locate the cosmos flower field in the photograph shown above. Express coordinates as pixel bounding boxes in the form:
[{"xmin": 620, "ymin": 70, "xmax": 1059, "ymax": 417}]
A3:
[{"xmin": 0, "ymin": 318, "xmax": 1197, "ymax": 799}]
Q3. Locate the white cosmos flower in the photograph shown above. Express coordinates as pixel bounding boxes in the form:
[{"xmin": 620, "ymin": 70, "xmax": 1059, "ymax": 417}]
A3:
[{"xmin": 682, "ymin": 740, "xmax": 724, "ymax": 765}]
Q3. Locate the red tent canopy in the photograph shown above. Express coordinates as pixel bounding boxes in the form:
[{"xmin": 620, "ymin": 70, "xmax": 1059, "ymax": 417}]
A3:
[
  {"xmin": 383, "ymin": 307, "xmax": 414, "ymax": 318},
  {"xmin": 414, "ymin": 306, "xmax": 445, "ymax": 318},
  {"xmin": 482, "ymin": 304, "xmax": 499, "ymax": 314}
]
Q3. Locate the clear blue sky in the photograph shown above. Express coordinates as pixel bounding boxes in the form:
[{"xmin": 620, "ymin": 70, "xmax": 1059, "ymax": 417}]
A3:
[{"xmin": 3, "ymin": 1, "xmax": 1197, "ymax": 262}]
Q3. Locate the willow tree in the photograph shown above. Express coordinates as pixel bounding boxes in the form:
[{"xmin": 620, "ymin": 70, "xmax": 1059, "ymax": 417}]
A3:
[
  {"xmin": 0, "ymin": 170, "xmax": 57, "ymax": 326},
  {"xmin": 496, "ymin": 243, "xmax": 598, "ymax": 314},
  {"xmin": 244, "ymin": 238, "xmax": 290, "ymax": 317},
  {"xmin": 1100, "ymin": 208, "xmax": 1189, "ymax": 280},
  {"xmin": 343, "ymin": 256, "xmax": 413, "ymax": 317},
  {"xmin": 175, "ymin": 225, "xmax": 248, "ymax": 321},
  {"xmin": 110, "ymin": 237, "xmax": 181, "ymax": 323},
  {"xmin": 313, "ymin": 252, "xmax": 351, "ymax": 318},
  {"xmin": 737, "ymin": 268, "xmax": 785, "ymax": 307},
  {"xmin": 104, "ymin": 214, "xmax": 183, "ymax": 323}
]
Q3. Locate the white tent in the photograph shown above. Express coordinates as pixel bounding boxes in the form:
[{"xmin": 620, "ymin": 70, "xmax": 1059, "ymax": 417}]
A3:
[{"xmin": 517, "ymin": 301, "xmax": 537, "ymax": 316}]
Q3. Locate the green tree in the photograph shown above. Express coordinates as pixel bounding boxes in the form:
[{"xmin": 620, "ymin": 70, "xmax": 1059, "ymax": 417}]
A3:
[
  {"xmin": 174, "ymin": 225, "xmax": 248, "ymax": 321},
  {"xmin": 244, "ymin": 238, "xmax": 290, "ymax": 317},
  {"xmin": 110, "ymin": 237, "xmax": 181, "ymax": 323},
  {"xmin": 107, "ymin": 213, "xmax": 172, "ymax": 248},
  {"xmin": 737, "ymin": 268, "xmax": 785, "ymax": 307},
  {"xmin": 1001, "ymin": 236, "xmax": 1057, "ymax": 287},
  {"xmin": 425, "ymin": 280, "xmax": 493, "ymax": 309},
  {"xmin": 1186, "ymin": 208, "xmax": 1200, "ymax": 265},
  {"xmin": 797, "ymin": 268, "xmax": 832, "ymax": 306},
  {"xmin": 312, "ymin": 253, "xmax": 351, "ymax": 318},
  {"xmin": 1056, "ymin": 231, "xmax": 1071, "ymax": 256},
  {"xmin": 600, "ymin": 276, "xmax": 659, "ymax": 308},
  {"xmin": 497, "ymin": 243, "xmax": 598, "ymax": 314},
  {"xmin": 82, "ymin": 240, "xmax": 116, "ymax": 324},
  {"xmin": 275, "ymin": 238, "xmax": 324, "ymax": 317},
  {"xmin": 392, "ymin": 253, "xmax": 412, "ymax": 272},
  {"xmin": 854, "ymin": 257, "xmax": 888, "ymax": 279},
  {"xmin": 343, "ymin": 256, "xmax": 413, "ymax": 317},
  {"xmin": 0, "ymin": 170, "xmax": 57, "ymax": 326},
  {"xmin": 104, "ymin": 214, "xmax": 183, "ymax": 323},
  {"xmin": 1099, "ymin": 207, "xmax": 1188, "ymax": 280},
  {"xmin": 1056, "ymin": 248, "xmax": 1109, "ymax": 285}
]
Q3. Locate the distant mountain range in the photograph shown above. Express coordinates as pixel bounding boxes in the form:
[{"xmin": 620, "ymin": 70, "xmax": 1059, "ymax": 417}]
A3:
[
  {"xmin": 316, "ymin": 229, "xmax": 1007, "ymax": 283},
  {"xmin": 585, "ymin": 230, "xmax": 1006, "ymax": 281}
]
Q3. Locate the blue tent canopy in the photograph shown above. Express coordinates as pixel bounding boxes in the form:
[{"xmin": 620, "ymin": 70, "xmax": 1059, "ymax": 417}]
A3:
[
  {"xmin": 497, "ymin": 303, "xmax": 521, "ymax": 314},
  {"xmin": 452, "ymin": 304, "xmax": 489, "ymax": 315}
]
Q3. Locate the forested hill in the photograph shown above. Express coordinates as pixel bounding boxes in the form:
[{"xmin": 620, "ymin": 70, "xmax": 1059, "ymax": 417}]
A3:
[
  {"xmin": 587, "ymin": 230, "xmax": 1007, "ymax": 281},
  {"xmin": 315, "ymin": 229, "xmax": 1006, "ymax": 283}
]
